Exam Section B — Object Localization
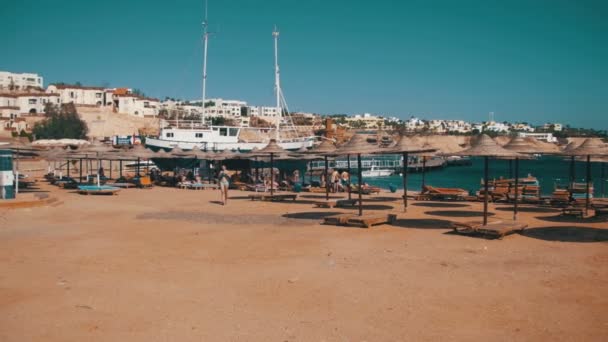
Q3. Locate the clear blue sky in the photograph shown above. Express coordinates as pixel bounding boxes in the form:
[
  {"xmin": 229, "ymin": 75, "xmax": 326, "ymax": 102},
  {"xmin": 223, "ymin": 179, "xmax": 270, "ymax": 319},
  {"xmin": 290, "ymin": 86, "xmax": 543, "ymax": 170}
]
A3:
[{"xmin": 2, "ymin": 0, "xmax": 606, "ymax": 128}]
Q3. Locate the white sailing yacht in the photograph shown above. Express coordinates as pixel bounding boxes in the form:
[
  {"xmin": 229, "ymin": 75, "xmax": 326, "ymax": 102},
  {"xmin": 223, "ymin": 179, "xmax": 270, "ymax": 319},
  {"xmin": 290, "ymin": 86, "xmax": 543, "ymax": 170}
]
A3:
[{"xmin": 146, "ymin": 4, "xmax": 315, "ymax": 151}]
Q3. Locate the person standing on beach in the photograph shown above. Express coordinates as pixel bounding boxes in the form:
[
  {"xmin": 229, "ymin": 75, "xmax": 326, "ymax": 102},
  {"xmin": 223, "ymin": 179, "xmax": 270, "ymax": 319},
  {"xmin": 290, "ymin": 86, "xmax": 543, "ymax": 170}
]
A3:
[
  {"xmin": 218, "ymin": 165, "xmax": 230, "ymax": 205},
  {"xmin": 331, "ymin": 169, "xmax": 340, "ymax": 193}
]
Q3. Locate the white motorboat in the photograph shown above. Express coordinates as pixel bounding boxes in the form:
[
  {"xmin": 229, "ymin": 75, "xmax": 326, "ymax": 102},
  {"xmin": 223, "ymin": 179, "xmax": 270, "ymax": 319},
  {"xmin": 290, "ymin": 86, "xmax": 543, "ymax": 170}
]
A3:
[{"xmin": 362, "ymin": 165, "xmax": 393, "ymax": 177}]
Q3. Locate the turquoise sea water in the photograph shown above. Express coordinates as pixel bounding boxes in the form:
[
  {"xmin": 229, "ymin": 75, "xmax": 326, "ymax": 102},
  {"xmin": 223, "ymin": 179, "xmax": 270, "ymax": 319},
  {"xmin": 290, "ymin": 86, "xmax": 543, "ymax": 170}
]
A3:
[{"xmin": 350, "ymin": 156, "xmax": 608, "ymax": 197}]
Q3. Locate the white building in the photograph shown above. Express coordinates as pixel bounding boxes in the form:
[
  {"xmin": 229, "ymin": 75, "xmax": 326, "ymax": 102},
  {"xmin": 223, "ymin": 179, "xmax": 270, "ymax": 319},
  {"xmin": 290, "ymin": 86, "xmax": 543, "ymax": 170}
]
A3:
[
  {"xmin": 249, "ymin": 106, "xmax": 280, "ymax": 118},
  {"xmin": 484, "ymin": 121, "xmax": 510, "ymax": 133},
  {"xmin": 0, "ymin": 71, "xmax": 43, "ymax": 91},
  {"xmin": 543, "ymin": 122, "xmax": 563, "ymax": 132},
  {"xmin": 204, "ymin": 98, "xmax": 246, "ymax": 118},
  {"xmin": 405, "ymin": 117, "xmax": 425, "ymax": 131},
  {"xmin": 0, "ymin": 92, "xmax": 60, "ymax": 117},
  {"xmin": 444, "ymin": 120, "xmax": 472, "ymax": 133},
  {"xmin": 46, "ymin": 84, "xmax": 106, "ymax": 106},
  {"xmin": 345, "ymin": 113, "xmax": 385, "ymax": 129},
  {"xmin": 114, "ymin": 94, "xmax": 160, "ymax": 117},
  {"xmin": 518, "ymin": 132, "xmax": 558, "ymax": 143},
  {"xmin": 511, "ymin": 123, "xmax": 535, "ymax": 132}
]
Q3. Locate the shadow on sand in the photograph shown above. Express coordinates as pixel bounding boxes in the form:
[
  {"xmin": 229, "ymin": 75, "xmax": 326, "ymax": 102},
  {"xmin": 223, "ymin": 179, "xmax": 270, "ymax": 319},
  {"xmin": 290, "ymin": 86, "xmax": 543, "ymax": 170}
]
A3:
[
  {"xmin": 425, "ymin": 210, "xmax": 495, "ymax": 218},
  {"xmin": 299, "ymin": 194, "xmax": 344, "ymax": 200},
  {"xmin": 522, "ymin": 226, "xmax": 608, "ymax": 243},
  {"xmin": 495, "ymin": 206, "xmax": 560, "ymax": 214},
  {"xmin": 412, "ymin": 202, "xmax": 470, "ymax": 208},
  {"xmin": 341, "ymin": 204, "xmax": 395, "ymax": 211},
  {"xmin": 282, "ymin": 211, "xmax": 342, "ymax": 220},
  {"xmin": 392, "ymin": 218, "xmax": 453, "ymax": 229},
  {"xmin": 535, "ymin": 214, "xmax": 607, "ymax": 224},
  {"xmin": 364, "ymin": 196, "xmax": 400, "ymax": 202}
]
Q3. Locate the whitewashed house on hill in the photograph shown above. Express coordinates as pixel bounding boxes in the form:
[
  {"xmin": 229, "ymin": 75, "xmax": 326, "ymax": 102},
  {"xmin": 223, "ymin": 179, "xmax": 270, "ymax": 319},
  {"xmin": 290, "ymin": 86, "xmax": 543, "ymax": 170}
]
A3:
[
  {"xmin": 46, "ymin": 84, "xmax": 105, "ymax": 106},
  {"xmin": 0, "ymin": 71, "xmax": 43, "ymax": 90}
]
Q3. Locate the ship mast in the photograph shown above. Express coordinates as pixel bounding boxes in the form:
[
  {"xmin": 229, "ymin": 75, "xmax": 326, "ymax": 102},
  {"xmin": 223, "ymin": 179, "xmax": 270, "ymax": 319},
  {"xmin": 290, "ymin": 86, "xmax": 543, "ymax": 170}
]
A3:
[
  {"xmin": 273, "ymin": 26, "xmax": 281, "ymax": 140},
  {"xmin": 201, "ymin": 0, "xmax": 210, "ymax": 125}
]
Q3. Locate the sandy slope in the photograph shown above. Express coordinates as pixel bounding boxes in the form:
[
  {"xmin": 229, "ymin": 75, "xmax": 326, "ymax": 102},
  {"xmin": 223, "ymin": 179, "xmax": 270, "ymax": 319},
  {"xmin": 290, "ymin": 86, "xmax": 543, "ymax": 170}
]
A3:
[{"xmin": 1, "ymin": 181, "xmax": 607, "ymax": 341}]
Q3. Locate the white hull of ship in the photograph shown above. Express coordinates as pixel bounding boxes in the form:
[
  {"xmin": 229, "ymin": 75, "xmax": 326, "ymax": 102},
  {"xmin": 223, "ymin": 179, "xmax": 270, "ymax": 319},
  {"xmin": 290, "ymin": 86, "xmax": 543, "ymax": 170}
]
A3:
[
  {"xmin": 361, "ymin": 169, "xmax": 393, "ymax": 177},
  {"xmin": 145, "ymin": 136, "xmax": 315, "ymax": 151}
]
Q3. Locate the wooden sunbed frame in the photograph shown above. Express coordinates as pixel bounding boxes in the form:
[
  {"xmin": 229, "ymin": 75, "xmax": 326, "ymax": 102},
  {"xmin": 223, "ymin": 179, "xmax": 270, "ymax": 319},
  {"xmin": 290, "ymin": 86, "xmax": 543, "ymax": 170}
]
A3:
[
  {"xmin": 312, "ymin": 199, "xmax": 359, "ymax": 208},
  {"xmin": 323, "ymin": 213, "xmax": 396, "ymax": 228},
  {"xmin": 451, "ymin": 221, "xmax": 528, "ymax": 239},
  {"xmin": 416, "ymin": 185, "xmax": 468, "ymax": 201},
  {"xmin": 248, "ymin": 193, "xmax": 297, "ymax": 202}
]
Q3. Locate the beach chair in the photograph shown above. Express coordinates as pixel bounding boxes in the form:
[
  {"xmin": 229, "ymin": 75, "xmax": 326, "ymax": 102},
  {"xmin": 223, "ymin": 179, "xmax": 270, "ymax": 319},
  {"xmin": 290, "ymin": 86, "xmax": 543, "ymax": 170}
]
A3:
[
  {"xmin": 451, "ymin": 220, "xmax": 528, "ymax": 239},
  {"xmin": 550, "ymin": 189, "xmax": 570, "ymax": 206},
  {"xmin": 134, "ymin": 176, "xmax": 153, "ymax": 189},
  {"xmin": 248, "ymin": 193, "xmax": 297, "ymax": 202},
  {"xmin": 417, "ymin": 185, "xmax": 468, "ymax": 201},
  {"xmin": 351, "ymin": 185, "xmax": 381, "ymax": 195},
  {"xmin": 313, "ymin": 198, "xmax": 359, "ymax": 208},
  {"xmin": 323, "ymin": 213, "xmax": 397, "ymax": 228}
]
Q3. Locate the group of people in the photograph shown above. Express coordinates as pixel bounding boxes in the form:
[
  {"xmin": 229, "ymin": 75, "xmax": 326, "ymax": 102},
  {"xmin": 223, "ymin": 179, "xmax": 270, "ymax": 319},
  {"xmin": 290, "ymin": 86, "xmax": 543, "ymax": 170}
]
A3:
[{"xmin": 321, "ymin": 169, "xmax": 350, "ymax": 193}]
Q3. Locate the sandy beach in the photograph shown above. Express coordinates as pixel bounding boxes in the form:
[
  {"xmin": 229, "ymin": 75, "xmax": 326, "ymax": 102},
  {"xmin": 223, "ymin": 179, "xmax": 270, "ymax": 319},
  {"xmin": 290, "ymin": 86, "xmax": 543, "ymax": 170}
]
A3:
[{"xmin": 1, "ymin": 179, "xmax": 607, "ymax": 341}]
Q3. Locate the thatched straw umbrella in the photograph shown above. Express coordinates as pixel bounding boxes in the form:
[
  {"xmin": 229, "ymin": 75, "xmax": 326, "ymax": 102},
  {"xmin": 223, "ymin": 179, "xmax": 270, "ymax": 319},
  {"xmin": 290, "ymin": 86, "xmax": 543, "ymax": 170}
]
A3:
[
  {"xmin": 453, "ymin": 134, "xmax": 522, "ymax": 225},
  {"xmin": 334, "ymin": 134, "xmax": 379, "ymax": 216},
  {"xmin": 380, "ymin": 135, "xmax": 435, "ymax": 212},
  {"xmin": 561, "ymin": 138, "xmax": 608, "ymax": 215},
  {"xmin": 301, "ymin": 139, "xmax": 337, "ymax": 200},
  {"xmin": 502, "ymin": 136, "xmax": 545, "ymax": 220},
  {"xmin": 127, "ymin": 145, "xmax": 157, "ymax": 176},
  {"xmin": 81, "ymin": 141, "xmax": 120, "ymax": 186},
  {"xmin": 255, "ymin": 139, "xmax": 289, "ymax": 196},
  {"xmin": 576, "ymin": 155, "xmax": 608, "ymax": 198},
  {"xmin": 562, "ymin": 141, "xmax": 580, "ymax": 182}
]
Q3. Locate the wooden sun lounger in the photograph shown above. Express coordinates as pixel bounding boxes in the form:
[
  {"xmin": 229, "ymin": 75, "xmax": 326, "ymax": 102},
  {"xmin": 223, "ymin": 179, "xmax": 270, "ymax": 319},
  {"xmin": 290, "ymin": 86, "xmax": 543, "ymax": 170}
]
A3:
[
  {"xmin": 451, "ymin": 220, "xmax": 528, "ymax": 239},
  {"xmin": 417, "ymin": 185, "xmax": 468, "ymax": 201},
  {"xmin": 323, "ymin": 214, "xmax": 397, "ymax": 228},
  {"xmin": 189, "ymin": 183, "xmax": 219, "ymax": 190},
  {"xmin": 561, "ymin": 207, "xmax": 585, "ymax": 218},
  {"xmin": 248, "ymin": 193, "xmax": 297, "ymax": 202},
  {"xmin": 313, "ymin": 199, "xmax": 359, "ymax": 208},
  {"xmin": 304, "ymin": 187, "xmax": 327, "ymax": 193}
]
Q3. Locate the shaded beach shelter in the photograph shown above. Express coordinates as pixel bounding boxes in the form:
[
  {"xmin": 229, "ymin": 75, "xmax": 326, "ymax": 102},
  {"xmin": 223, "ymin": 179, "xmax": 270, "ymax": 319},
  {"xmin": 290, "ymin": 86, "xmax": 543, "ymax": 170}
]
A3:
[
  {"xmin": 334, "ymin": 134, "xmax": 380, "ymax": 216},
  {"xmin": 502, "ymin": 136, "xmax": 545, "ymax": 221},
  {"xmin": 127, "ymin": 145, "xmax": 157, "ymax": 176},
  {"xmin": 412, "ymin": 138, "xmax": 438, "ymax": 191},
  {"xmin": 83, "ymin": 141, "xmax": 119, "ymax": 187},
  {"xmin": 561, "ymin": 138, "xmax": 608, "ymax": 215},
  {"xmin": 290, "ymin": 145, "xmax": 320, "ymax": 186},
  {"xmin": 562, "ymin": 141, "xmax": 580, "ymax": 182},
  {"xmin": 301, "ymin": 139, "xmax": 337, "ymax": 200},
  {"xmin": 381, "ymin": 135, "xmax": 435, "ymax": 212},
  {"xmin": 453, "ymin": 134, "xmax": 522, "ymax": 225},
  {"xmin": 3, "ymin": 139, "xmax": 35, "ymax": 194},
  {"xmin": 255, "ymin": 139, "xmax": 289, "ymax": 196},
  {"xmin": 576, "ymin": 155, "xmax": 608, "ymax": 198}
]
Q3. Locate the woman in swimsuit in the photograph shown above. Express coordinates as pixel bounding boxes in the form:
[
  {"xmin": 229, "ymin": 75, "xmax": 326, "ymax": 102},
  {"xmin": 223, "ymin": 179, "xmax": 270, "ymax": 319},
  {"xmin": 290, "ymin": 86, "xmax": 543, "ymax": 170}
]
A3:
[{"xmin": 218, "ymin": 165, "xmax": 230, "ymax": 205}]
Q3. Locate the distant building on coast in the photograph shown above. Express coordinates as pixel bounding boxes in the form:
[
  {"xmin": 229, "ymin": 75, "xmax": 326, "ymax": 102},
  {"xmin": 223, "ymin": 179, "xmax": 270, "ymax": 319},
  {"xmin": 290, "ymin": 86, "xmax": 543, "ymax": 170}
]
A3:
[
  {"xmin": 47, "ymin": 84, "xmax": 106, "ymax": 107},
  {"xmin": 0, "ymin": 71, "xmax": 43, "ymax": 91}
]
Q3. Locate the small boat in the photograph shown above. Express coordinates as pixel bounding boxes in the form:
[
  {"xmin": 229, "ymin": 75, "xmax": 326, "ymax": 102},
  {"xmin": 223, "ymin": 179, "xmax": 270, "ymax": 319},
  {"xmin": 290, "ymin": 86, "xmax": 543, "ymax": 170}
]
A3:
[{"xmin": 362, "ymin": 166, "xmax": 393, "ymax": 177}]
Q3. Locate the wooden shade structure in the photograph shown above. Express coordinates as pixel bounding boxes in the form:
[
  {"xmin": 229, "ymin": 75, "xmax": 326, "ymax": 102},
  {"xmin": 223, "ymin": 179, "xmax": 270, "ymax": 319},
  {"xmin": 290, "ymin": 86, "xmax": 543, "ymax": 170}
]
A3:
[
  {"xmin": 301, "ymin": 139, "xmax": 337, "ymax": 200},
  {"xmin": 561, "ymin": 138, "xmax": 608, "ymax": 215},
  {"xmin": 453, "ymin": 134, "xmax": 523, "ymax": 225},
  {"xmin": 334, "ymin": 134, "xmax": 379, "ymax": 216},
  {"xmin": 378, "ymin": 135, "xmax": 435, "ymax": 212}
]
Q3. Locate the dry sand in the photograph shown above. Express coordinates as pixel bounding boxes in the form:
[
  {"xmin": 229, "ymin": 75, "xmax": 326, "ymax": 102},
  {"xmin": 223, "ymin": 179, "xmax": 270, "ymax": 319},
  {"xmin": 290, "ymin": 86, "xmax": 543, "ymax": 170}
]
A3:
[{"xmin": 1, "ymin": 181, "xmax": 607, "ymax": 341}]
